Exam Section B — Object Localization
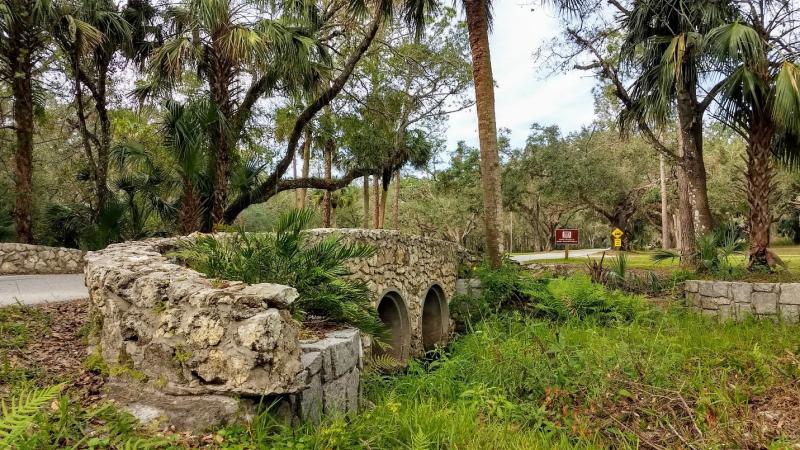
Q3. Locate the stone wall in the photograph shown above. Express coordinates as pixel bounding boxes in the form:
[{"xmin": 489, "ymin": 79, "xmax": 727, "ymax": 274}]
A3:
[
  {"xmin": 85, "ymin": 229, "xmax": 469, "ymax": 430},
  {"xmin": 684, "ymin": 280, "xmax": 800, "ymax": 322},
  {"xmin": 305, "ymin": 229, "xmax": 472, "ymax": 357},
  {"xmin": 0, "ymin": 243, "xmax": 85, "ymax": 274}
]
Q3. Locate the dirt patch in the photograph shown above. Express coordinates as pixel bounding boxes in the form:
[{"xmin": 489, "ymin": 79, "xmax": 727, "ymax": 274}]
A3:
[{"xmin": 0, "ymin": 300, "xmax": 105, "ymax": 403}]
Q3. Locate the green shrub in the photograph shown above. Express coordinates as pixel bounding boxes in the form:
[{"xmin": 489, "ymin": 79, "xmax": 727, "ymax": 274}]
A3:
[
  {"xmin": 457, "ymin": 262, "xmax": 647, "ymax": 326},
  {"xmin": 174, "ymin": 209, "xmax": 385, "ymax": 337}
]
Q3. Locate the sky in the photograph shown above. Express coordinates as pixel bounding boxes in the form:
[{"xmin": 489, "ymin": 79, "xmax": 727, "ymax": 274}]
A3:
[{"xmin": 444, "ymin": 1, "xmax": 597, "ymax": 151}]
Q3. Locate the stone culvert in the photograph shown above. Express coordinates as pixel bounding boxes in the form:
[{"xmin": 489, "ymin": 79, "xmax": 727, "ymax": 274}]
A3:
[{"xmin": 85, "ymin": 229, "xmax": 472, "ymax": 430}]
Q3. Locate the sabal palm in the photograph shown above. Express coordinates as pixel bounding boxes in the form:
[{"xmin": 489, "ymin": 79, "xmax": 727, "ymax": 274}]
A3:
[
  {"xmin": 0, "ymin": 0, "xmax": 60, "ymax": 243},
  {"xmin": 146, "ymin": 0, "xmax": 325, "ymax": 227},
  {"xmin": 705, "ymin": 4, "xmax": 800, "ymax": 268},
  {"xmin": 55, "ymin": 0, "xmax": 132, "ymax": 217},
  {"xmin": 619, "ymin": 0, "xmax": 733, "ymax": 262}
]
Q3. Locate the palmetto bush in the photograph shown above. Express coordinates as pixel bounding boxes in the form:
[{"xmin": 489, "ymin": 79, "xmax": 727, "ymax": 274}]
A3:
[{"xmin": 175, "ymin": 209, "xmax": 385, "ymax": 336}]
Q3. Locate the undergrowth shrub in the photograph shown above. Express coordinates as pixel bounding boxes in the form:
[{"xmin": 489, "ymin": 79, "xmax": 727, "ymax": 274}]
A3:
[
  {"xmin": 174, "ymin": 209, "xmax": 384, "ymax": 337},
  {"xmin": 452, "ymin": 260, "xmax": 648, "ymax": 327}
]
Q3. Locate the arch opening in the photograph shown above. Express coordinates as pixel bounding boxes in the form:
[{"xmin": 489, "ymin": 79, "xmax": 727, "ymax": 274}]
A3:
[
  {"xmin": 375, "ymin": 292, "xmax": 410, "ymax": 361},
  {"xmin": 421, "ymin": 285, "xmax": 449, "ymax": 350}
]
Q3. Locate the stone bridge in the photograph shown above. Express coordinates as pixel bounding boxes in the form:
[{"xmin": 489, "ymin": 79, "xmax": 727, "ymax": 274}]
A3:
[
  {"xmin": 84, "ymin": 229, "xmax": 473, "ymax": 429},
  {"xmin": 305, "ymin": 229, "xmax": 472, "ymax": 360}
]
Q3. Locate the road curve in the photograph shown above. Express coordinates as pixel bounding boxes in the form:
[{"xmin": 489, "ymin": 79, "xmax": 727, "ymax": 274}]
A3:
[{"xmin": 0, "ymin": 274, "xmax": 88, "ymax": 307}]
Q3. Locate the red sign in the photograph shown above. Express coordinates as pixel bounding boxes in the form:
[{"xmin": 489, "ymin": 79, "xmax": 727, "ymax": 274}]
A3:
[{"xmin": 555, "ymin": 228, "xmax": 579, "ymax": 245}]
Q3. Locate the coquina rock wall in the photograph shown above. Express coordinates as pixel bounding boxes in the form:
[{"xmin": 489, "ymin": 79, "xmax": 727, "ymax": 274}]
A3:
[
  {"xmin": 85, "ymin": 229, "xmax": 471, "ymax": 431},
  {"xmin": 684, "ymin": 280, "xmax": 800, "ymax": 322},
  {"xmin": 84, "ymin": 236, "xmax": 362, "ymax": 431},
  {"xmin": 0, "ymin": 243, "xmax": 84, "ymax": 274}
]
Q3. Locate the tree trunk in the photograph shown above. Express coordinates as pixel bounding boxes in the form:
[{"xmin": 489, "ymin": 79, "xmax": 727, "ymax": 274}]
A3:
[
  {"xmin": 179, "ymin": 182, "xmax": 202, "ymax": 234},
  {"xmin": 372, "ymin": 174, "xmax": 381, "ymax": 229},
  {"xmin": 747, "ymin": 116, "xmax": 774, "ymax": 269},
  {"xmin": 95, "ymin": 63, "xmax": 111, "ymax": 216},
  {"xmin": 659, "ymin": 154, "xmax": 672, "ymax": 249},
  {"xmin": 464, "ymin": 0, "xmax": 504, "ymax": 268},
  {"xmin": 11, "ymin": 51, "xmax": 35, "ymax": 244},
  {"xmin": 676, "ymin": 126, "xmax": 698, "ymax": 268},
  {"xmin": 392, "ymin": 170, "xmax": 400, "ymax": 229},
  {"xmin": 676, "ymin": 81, "xmax": 713, "ymax": 234},
  {"xmin": 299, "ymin": 129, "xmax": 312, "ymax": 209},
  {"xmin": 362, "ymin": 176, "xmax": 370, "ymax": 228},
  {"xmin": 322, "ymin": 139, "xmax": 333, "ymax": 228},
  {"xmin": 379, "ymin": 169, "xmax": 390, "ymax": 229},
  {"xmin": 208, "ymin": 54, "xmax": 234, "ymax": 228}
]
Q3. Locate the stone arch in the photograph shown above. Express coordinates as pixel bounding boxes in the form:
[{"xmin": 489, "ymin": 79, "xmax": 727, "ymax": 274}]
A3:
[
  {"xmin": 375, "ymin": 290, "xmax": 411, "ymax": 361},
  {"xmin": 421, "ymin": 283, "xmax": 449, "ymax": 350}
]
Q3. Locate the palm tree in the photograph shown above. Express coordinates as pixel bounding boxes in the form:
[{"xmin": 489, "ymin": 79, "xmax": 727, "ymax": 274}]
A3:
[
  {"xmin": 55, "ymin": 0, "xmax": 137, "ymax": 218},
  {"xmin": 619, "ymin": 0, "xmax": 732, "ymax": 236},
  {"xmin": 0, "ymin": 0, "xmax": 60, "ymax": 243},
  {"xmin": 706, "ymin": 2, "xmax": 800, "ymax": 268},
  {"xmin": 461, "ymin": 0, "xmax": 503, "ymax": 267},
  {"xmin": 143, "ymin": 0, "xmax": 324, "ymax": 227}
]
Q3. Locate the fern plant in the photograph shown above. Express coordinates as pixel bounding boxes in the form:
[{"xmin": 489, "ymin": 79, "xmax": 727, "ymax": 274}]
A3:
[
  {"xmin": 0, "ymin": 384, "xmax": 63, "ymax": 447},
  {"xmin": 175, "ymin": 209, "xmax": 385, "ymax": 337}
]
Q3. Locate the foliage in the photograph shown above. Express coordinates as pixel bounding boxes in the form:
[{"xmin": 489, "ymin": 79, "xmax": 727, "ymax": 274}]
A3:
[
  {"xmin": 175, "ymin": 209, "xmax": 384, "ymax": 336},
  {"xmin": 653, "ymin": 223, "xmax": 748, "ymax": 274},
  {"xmin": 0, "ymin": 384, "xmax": 64, "ymax": 447},
  {"xmin": 451, "ymin": 262, "xmax": 647, "ymax": 327},
  {"xmin": 221, "ymin": 309, "xmax": 800, "ymax": 449}
]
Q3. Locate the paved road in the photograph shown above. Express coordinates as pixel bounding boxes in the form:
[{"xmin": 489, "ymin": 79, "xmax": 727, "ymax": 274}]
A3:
[
  {"xmin": 0, "ymin": 274, "xmax": 88, "ymax": 306},
  {"xmin": 511, "ymin": 248, "xmax": 609, "ymax": 264}
]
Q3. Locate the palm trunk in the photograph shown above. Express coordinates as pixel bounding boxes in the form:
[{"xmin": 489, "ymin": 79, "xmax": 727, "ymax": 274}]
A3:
[
  {"xmin": 659, "ymin": 154, "xmax": 672, "ymax": 249},
  {"xmin": 362, "ymin": 176, "xmax": 370, "ymax": 228},
  {"xmin": 208, "ymin": 56, "xmax": 233, "ymax": 228},
  {"xmin": 379, "ymin": 169, "xmax": 390, "ymax": 229},
  {"xmin": 747, "ymin": 116, "xmax": 774, "ymax": 269},
  {"xmin": 95, "ymin": 64, "xmax": 111, "ymax": 215},
  {"xmin": 11, "ymin": 52, "xmax": 35, "ymax": 244},
  {"xmin": 464, "ymin": 0, "xmax": 504, "ymax": 267},
  {"xmin": 372, "ymin": 174, "xmax": 381, "ymax": 229},
  {"xmin": 179, "ymin": 182, "xmax": 202, "ymax": 234},
  {"xmin": 293, "ymin": 154, "xmax": 300, "ymax": 208},
  {"xmin": 676, "ymin": 127, "xmax": 698, "ymax": 268},
  {"xmin": 392, "ymin": 170, "xmax": 400, "ymax": 229},
  {"xmin": 299, "ymin": 129, "xmax": 312, "ymax": 209},
  {"xmin": 322, "ymin": 139, "xmax": 333, "ymax": 228},
  {"xmin": 676, "ymin": 81, "xmax": 713, "ymax": 234}
]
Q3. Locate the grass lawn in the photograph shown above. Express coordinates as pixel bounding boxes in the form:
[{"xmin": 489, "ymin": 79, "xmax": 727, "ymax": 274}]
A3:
[
  {"xmin": 4, "ymin": 278, "xmax": 800, "ymax": 449},
  {"xmin": 522, "ymin": 245, "xmax": 800, "ymax": 273}
]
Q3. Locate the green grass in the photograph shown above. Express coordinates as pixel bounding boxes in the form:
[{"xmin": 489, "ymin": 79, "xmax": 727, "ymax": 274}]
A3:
[
  {"xmin": 5, "ymin": 277, "xmax": 800, "ymax": 449},
  {"xmin": 219, "ymin": 307, "xmax": 800, "ymax": 449},
  {"xmin": 523, "ymin": 245, "xmax": 800, "ymax": 272}
]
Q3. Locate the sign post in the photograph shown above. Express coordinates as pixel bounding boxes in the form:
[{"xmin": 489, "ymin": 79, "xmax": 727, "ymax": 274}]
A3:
[
  {"xmin": 555, "ymin": 228, "xmax": 580, "ymax": 260},
  {"xmin": 611, "ymin": 228, "xmax": 624, "ymax": 250}
]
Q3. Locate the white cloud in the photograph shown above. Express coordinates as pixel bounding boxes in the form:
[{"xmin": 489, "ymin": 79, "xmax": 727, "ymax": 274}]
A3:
[{"xmin": 445, "ymin": 2, "xmax": 596, "ymax": 150}]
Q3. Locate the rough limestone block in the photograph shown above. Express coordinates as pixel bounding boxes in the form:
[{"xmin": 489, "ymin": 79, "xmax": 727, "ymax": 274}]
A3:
[
  {"xmin": 301, "ymin": 339, "xmax": 334, "ymax": 382},
  {"xmin": 730, "ymin": 282, "xmax": 753, "ymax": 304},
  {"xmin": 322, "ymin": 367, "xmax": 360, "ymax": 415},
  {"xmin": 779, "ymin": 284, "xmax": 800, "ymax": 305},
  {"xmin": 106, "ymin": 381, "xmax": 252, "ymax": 432},
  {"xmin": 298, "ymin": 374, "xmax": 323, "ymax": 424},
  {"xmin": 700, "ymin": 296, "xmax": 719, "ymax": 310},
  {"xmin": 328, "ymin": 330, "xmax": 360, "ymax": 378},
  {"xmin": 735, "ymin": 302, "xmax": 753, "ymax": 318},
  {"xmin": 779, "ymin": 304, "xmax": 800, "ymax": 323},
  {"xmin": 699, "ymin": 281, "xmax": 730, "ymax": 298},
  {"xmin": 713, "ymin": 296, "xmax": 732, "ymax": 306},
  {"xmin": 683, "ymin": 280, "xmax": 699, "ymax": 293},
  {"xmin": 752, "ymin": 291, "xmax": 778, "ymax": 315},
  {"xmin": 301, "ymin": 351, "xmax": 323, "ymax": 376},
  {"xmin": 753, "ymin": 283, "xmax": 779, "ymax": 293},
  {"xmin": 718, "ymin": 304, "xmax": 734, "ymax": 321}
]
